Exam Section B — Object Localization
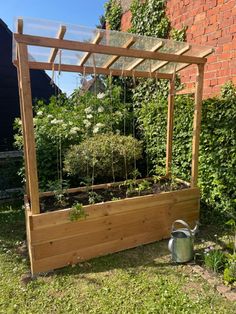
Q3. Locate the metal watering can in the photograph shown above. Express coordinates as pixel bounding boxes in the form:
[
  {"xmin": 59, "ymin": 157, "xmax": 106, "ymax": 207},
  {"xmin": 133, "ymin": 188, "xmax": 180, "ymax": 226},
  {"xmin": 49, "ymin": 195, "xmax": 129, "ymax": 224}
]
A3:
[{"xmin": 168, "ymin": 220, "xmax": 199, "ymax": 263}]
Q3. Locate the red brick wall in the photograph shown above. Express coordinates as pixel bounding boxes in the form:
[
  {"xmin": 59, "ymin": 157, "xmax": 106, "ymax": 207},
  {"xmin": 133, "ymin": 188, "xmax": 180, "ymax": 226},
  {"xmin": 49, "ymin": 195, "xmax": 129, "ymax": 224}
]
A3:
[
  {"xmin": 120, "ymin": 0, "xmax": 236, "ymax": 98},
  {"xmin": 166, "ymin": 0, "xmax": 236, "ymax": 97}
]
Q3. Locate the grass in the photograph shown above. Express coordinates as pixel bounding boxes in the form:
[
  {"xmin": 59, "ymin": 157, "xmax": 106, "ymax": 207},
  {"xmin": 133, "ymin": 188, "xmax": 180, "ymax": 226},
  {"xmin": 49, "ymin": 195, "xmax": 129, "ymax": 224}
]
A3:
[{"xmin": 0, "ymin": 201, "xmax": 235, "ymax": 313}]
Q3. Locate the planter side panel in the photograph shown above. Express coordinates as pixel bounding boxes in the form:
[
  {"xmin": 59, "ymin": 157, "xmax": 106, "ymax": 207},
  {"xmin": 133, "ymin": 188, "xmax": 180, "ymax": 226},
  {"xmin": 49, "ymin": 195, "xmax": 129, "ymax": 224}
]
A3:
[{"xmin": 27, "ymin": 188, "xmax": 200, "ymax": 274}]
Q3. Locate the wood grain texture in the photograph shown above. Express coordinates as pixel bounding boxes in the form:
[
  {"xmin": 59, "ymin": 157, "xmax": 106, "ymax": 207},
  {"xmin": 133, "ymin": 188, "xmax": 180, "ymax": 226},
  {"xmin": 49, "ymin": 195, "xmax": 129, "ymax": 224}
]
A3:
[
  {"xmin": 14, "ymin": 34, "xmax": 207, "ymax": 65},
  {"xmin": 191, "ymin": 64, "xmax": 204, "ymax": 187},
  {"xmin": 166, "ymin": 79, "xmax": 175, "ymax": 176},
  {"xmin": 26, "ymin": 187, "xmax": 200, "ymax": 274},
  {"xmin": 17, "ymin": 44, "xmax": 40, "ymax": 214}
]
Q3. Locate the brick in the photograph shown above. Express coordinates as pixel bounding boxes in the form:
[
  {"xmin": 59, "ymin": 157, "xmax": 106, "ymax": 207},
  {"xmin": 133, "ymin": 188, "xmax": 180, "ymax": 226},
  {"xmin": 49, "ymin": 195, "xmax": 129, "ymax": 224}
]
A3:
[
  {"xmin": 205, "ymin": 23, "xmax": 219, "ymax": 34},
  {"xmin": 195, "ymin": 12, "xmax": 206, "ymax": 23},
  {"xmin": 217, "ymin": 35, "xmax": 233, "ymax": 45}
]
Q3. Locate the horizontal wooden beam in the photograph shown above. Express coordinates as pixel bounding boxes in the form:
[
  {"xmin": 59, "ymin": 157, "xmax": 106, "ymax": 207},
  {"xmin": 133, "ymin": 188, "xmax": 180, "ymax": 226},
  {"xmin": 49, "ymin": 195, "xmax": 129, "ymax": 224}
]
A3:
[
  {"xmin": 126, "ymin": 41, "xmax": 163, "ymax": 71},
  {"xmin": 175, "ymin": 48, "xmax": 214, "ymax": 73},
  {"xmin": 21, "ymin": 61, "xmax": 173, "ymax": 79},
  {"xmin": 151, "ymin": 45, "xmax": 191, "ymax": 72},
  {"xmin": 78, "ymin": 32, "xmax": 104, "ymax": 66},
  {"xmin": 14, "ymin": 33, "xmax": 207, "ymax": 64},
  {"xmin": 103, "ymin": 37, "xmax": 136, "ymax": 69},
  {"xmin": 48, "ymin": 25, "xmax": 67, "ymax": 63}
]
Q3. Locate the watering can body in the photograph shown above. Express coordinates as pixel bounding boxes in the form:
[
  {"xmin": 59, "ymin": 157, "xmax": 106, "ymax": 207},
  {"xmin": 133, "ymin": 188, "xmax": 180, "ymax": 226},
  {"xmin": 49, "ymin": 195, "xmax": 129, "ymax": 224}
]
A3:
[{"xmin": 168, "ymin": 220, "xmax": 198, "ymax": 263}]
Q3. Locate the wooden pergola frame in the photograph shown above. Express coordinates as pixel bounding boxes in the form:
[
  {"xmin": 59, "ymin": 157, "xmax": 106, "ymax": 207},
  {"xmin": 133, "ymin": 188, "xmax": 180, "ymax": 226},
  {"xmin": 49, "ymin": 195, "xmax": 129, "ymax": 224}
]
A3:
[{"xmin": 14, "ymin": 19, "xmax": 211, "ymax": 216}]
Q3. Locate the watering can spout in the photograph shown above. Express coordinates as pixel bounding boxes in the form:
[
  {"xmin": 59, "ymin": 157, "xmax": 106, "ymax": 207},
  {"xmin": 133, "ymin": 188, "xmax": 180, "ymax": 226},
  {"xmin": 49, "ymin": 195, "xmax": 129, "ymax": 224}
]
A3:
[{"xmin": 191, "ymin": 221, "xmax": 199, "ymax": 236}]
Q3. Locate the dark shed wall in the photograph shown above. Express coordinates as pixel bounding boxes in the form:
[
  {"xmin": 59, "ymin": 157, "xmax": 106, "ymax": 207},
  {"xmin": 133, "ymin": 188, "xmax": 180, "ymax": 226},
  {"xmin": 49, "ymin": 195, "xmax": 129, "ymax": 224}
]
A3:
[{"xmin": 0, "ymin": 19, "xmax": 55, "ymax": 151}]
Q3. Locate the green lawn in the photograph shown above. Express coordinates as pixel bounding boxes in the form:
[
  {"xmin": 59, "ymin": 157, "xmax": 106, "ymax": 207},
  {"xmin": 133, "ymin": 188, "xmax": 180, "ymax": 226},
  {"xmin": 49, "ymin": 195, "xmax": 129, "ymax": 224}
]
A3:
[{"xmin": 0, "ymin": 201, "xmax": 235, "ymax": 314}]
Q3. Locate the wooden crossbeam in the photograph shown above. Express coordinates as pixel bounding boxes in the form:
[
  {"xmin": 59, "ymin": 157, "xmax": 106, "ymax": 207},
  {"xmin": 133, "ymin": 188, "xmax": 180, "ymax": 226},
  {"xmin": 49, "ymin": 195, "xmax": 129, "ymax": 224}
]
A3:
[
  {"xmin": 23, "ymin": 61, "xmax": 173, "ymax": 79},
  {"xmin": 175, "ymin": 48, "xmax": 214, "ymax": 73},
  {"xmin": 126, "ymin": 41, "xmax": 163, "ymax": 71},
  {"xmin": 14, "ymin": 34, "xmax": 207, "ymax": 65},
  {"xmin": 17, "ymin": 18, "xmax": 23, "ymax": 34},
  {"xmin": 151, "ymin": 45, "xmax": 191, "ymax": 72},
  {"xmin": 78, "ymin": 32, "xmax": 104, "ymax": 66},
  {"xmin": 48, "ymin": 25, "xmax": 66, "ymax": 63},
  {"xmin": 102, "ymin": 37, "xmax": 136, "ymax": 69}
]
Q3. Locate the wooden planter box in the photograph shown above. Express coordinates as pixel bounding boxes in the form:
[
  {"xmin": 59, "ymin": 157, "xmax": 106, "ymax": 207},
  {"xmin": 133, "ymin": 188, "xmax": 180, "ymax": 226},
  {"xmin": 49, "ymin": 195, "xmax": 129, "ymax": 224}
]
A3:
[{"xmin": 25, "ymin": 186, "xmax": 200, "ymax": 275}]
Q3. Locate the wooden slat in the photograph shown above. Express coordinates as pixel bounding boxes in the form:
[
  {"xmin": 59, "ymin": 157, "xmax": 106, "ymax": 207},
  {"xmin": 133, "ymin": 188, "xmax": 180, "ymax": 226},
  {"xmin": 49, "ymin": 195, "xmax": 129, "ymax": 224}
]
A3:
[
  {"xmin": 17, "ymin": 44, "xmax": 40, "ymax": 214},
  {"xmin": 31, "ymin": 188, "xmax": 200, "ymax": 230},
  {"xmin": 17, "ymin": 18, "xmax": 23, "ymax": 34},
  {"xmin": 48, "ymin": 25, "xmax": 66, "ymax": 63},
  {"xmin": 166, "ymin": 79, "xmax": 175, "ymax": 176},
  {"xmin": 191, "ymin": 64, "xmax": 204, "ymax": 187},
  {"xmin": 23, "ymin": 61, "xmax": 173, "ymax": 79},
  {"xmin": 14, "ymin": 34, "xmax": 207, "ymax": 65},
  {"xmin": 31, "ymin": 231, "xmax": 163, "ymax": 274},
  {"xmin": 30, "ymin": 199, "xmax": 199, "ymax": 244},
  {"xmin": 151, "ymin": 45, "xmax": 191, "ymax": 72},
  {"xmin": 103, "ymin": 37, "xmax": 136, "ymax": 69},
  {"xmin": 33, "ymin": 214, "xmax": 166, "ymax": 260},
  {"xmin": 126, "ymin": 41, "xmax": 163, "ymax": 71},
  {"xmin": 175, "ymin": 48, "xmax": 214, "ymax": 73},
  {"xmin": 78, "ymin": 32, "xmax": 103, "ymax": 66},
  {"xmin": 39, "ymin": 176, "xmax": 156, "ymax": 197}
]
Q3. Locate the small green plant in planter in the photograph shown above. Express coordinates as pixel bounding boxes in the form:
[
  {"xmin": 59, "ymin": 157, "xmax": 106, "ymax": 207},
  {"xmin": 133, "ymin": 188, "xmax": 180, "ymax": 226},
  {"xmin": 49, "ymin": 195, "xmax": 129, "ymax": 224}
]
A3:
[
  {"xmin": 120, "ymin": 179, "xmax": 137, "ymax": 197},
  {"xmin": 203, "ymin": 246, "xmax": 226, "ymax": 273},
  {"xmin": 135, "ymin": 180, "xmax": 152, "ymax": 196},
  {"xmin": 88, "ymin": 191, "xmax": 103, "ymax": 204},
  {"xmin": 69, "ymin": 202, "xmax": 87, "ymax": 221},
  {"xmin": 47, "ymin": 180, "xmax": 69, "ymax": 208}
]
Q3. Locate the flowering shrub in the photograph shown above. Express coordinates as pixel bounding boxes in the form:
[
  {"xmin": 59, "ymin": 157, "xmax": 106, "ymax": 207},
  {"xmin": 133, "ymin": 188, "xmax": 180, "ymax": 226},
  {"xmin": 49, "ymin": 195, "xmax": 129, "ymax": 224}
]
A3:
[
  {"xmin": 14, "ymin": 84, "xmax": 134, "ymax": 189},
  {"xmin": 64, "ymin": 134, "xmax": 142, "ymax": 183}
]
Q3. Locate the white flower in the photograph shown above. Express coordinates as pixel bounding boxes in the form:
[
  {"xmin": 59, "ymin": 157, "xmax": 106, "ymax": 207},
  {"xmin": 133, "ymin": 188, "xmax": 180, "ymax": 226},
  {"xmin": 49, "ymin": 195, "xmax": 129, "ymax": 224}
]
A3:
[
  {"xmin": 47, "ymin": 114, "xmax": 53, "ymax": 119},
  {"xmin": 85, "ymin": 107, "xmax": 92, "ymax": 114},
  {"xmin": 37, "ymin": 111, "xmax": 43, "ymax": 116},
  {"xmin": 51, "ymin": 119, "xmax": 63, "ymax": 125},
  {"xmin": 93, "ymin": 126, "xmax": 99, "ymax": 134},
  {"xmin": 70, "ymin": 127, "xmax": 80, "ymax": 134},
  {"xmin": 98, "ymin": 106, "xmax": 104, "ymax": 113},
  {"xmin": 51, "ymin": 119, "xmax": 58, "ymax": 124},
  {"xmin": 87, "ymin": 114, "xmax": 93, "ymax": 119},
  {"xmin": 116, "ymin": 129, "xmax": 120, "ymax": 135},
  {"xmin": 115, "ymin": 111, "xmax": 122, "ymax": 118},
  {"xmin": 84, "ymin": 120, "xmax": 91, "ymax": 128},
  {"xmin": 97, "ymin": 92, "xmax": 105, "ymax": 99},
  {"xmin": 96, "ymin": 123, "xmax": 104, "ymax": 128}
]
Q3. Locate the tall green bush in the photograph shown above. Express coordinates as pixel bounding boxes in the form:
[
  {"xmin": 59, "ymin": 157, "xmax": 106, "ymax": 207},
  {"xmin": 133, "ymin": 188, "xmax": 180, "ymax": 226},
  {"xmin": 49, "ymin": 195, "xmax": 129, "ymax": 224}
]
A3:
[
  {"xmin": 137, "ymin": 83, "xmax": 236, "ymax": 217},
  {"xmin": 64, "ymin": 134, "xmax": 142, "ymax": 182}
]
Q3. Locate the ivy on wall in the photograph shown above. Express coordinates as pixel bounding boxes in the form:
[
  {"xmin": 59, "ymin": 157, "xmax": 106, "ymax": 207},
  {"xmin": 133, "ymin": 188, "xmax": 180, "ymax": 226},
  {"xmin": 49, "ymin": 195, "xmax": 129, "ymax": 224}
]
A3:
[{"xmin": 104, "ymin": 0, "xmax": 122, "ymax": 30}]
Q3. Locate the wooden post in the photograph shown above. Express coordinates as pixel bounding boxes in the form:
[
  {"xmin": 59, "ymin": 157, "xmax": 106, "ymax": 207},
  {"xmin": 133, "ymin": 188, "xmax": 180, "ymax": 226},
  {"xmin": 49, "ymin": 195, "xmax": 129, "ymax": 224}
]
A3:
[
  {"xmin": 191, "ymin": 64, "xmax": 205, "ymax": 187},
  {"xmin": 16, "ymin": 67, "xmax": 30, "ymax": 198},
  {"xmin": 166, "ymin": 78, "xmax": 175, "ymax": 177},
  {"xmin": 17, "ymin": 43, "xmax": 40, "ymax": 214}
]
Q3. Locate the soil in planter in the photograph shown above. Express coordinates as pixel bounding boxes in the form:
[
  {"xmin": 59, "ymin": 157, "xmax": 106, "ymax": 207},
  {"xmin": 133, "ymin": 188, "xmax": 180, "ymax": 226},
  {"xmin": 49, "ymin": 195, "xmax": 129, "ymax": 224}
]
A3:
[{"xmin": 40, "ymin": 177, "xmax": 189, "ymax": 213}]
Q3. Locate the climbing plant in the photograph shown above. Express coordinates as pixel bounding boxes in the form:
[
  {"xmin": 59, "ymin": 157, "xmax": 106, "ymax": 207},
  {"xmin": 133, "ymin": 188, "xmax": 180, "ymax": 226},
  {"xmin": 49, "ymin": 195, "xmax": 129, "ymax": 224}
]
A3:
[{"xmin": 104, "ymin": 0, "xmax": 122, "ymax": 30}]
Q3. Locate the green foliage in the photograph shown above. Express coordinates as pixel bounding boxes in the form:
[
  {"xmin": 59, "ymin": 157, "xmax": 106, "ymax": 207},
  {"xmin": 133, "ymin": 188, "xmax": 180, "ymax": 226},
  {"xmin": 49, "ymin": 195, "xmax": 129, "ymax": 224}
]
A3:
[
  {"xmin": 104, "ymin": 0, "xmax": 122, "ymax": 30},
  {"xmin": 14, "ymin": 83, "xmax": 132, "ymax": 190},
  {"xmin": 170, "ymin": 26, "xmax": 188, "ymax": 41},
  {"xmin": 130, "ymin": 0, "xmax": 170, "ymax": 37},
  {"xmin": 203, "ymin": 247, "xmax": 226, "ymax": 273},
  {"xmin": 136, "ymin": 179, "xmax": 151, "ymax": 195},
  {"xmin": 64, "ymin": 134, "xmax": 142, "ymax": 183},
  {"xmin": 199, "ymin": 83, "xmax": 236, "ymax": 217},
  {"xmin": 225, "ymin": 219, "xmax": 236, "ymax": 253},
  {"xmin": 69, "ymin": 202, "xmax": 86, "ymax": 221},
  {"xmin": 88, "ymin": 191, "xmax": 104, "ymax": 204},
  {"xmin": 224, "ymin": 254, "xmax": 236, "ymax": 284},
  {"xmin": 137, "ymin": 82, "xmax": 236, "ymax": 217}
]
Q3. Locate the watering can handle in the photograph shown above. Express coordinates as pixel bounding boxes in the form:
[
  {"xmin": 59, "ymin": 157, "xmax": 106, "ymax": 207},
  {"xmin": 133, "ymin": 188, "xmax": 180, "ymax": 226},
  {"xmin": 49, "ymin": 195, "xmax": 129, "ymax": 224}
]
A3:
[{"xmin": 172, "ymin": 219, "xmax": 193, "ymax": 237}]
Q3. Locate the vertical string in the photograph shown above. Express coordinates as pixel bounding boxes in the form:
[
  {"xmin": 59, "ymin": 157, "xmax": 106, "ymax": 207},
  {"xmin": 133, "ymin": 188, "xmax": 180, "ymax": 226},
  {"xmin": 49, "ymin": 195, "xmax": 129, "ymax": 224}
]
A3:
[
  {"xmin": 132, "ymin": 72, "xmax": 137, "ymax": 173},
  {"xmin": 91, "ymin": 55, "xmax": 97, "ymax": 189},
  {"xmin": 123, "ymin": 74, "xmax": 128, "ymax": 180},
  {"xmin": 109, "ymin": 71, "xmax": 115, "ymax": 182}
]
